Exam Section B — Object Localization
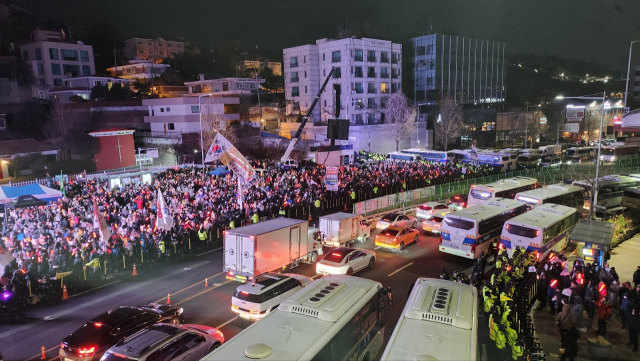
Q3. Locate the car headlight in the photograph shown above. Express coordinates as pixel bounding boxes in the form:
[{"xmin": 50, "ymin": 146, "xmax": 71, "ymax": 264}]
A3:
[{"xmin": 177, "ymin": 307, "xmax": 183, "ymax": 315}]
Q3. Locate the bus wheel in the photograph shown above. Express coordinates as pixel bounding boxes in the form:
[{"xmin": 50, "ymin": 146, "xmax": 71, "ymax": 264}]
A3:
[{"xmin": 399, "ymin": 242, "xmax": 405, "ymax": 251}]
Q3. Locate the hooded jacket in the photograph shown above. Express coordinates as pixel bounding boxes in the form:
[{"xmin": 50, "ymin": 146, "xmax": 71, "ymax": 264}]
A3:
[
  {"xmin": 557, "ymin": 303, "xmax": 574, "ymax": 330},
  {"xmin": 571, "ymin": 296, "xmax": 583, "ymax": 327}
]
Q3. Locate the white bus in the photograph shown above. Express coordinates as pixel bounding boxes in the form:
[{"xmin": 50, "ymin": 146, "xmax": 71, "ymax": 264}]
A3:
[
  {"xmin": 600, "ymin": 145, "xmax": 639, "ymax": 162},
  {"xmin": 572, "ymin": 175, "xmax": 640, "ymax": 215},
  {"xmin": 401, "ymin": 149, "xmax": 455, "ymax": 163},
  {"xmin": 621, "ymin": 186, "xmax": 640, "ymax": 209},
  {"xmin": 440, "ymin": 198, "xmax": 529, "ymax": 259},
  {"xmin": 500, "ymin": 203, "xmax": 580, "ymax": 258},
  {"xmin": 386, "ymin": 151, "xmax": 421, "ymax": 162},
  {"xmin": 467, "ymin": 176, "xmax": 539, "ymax": 207},
  {"xmin": 514, "ymin": 183, "xmax": 584, "ymax": 209},
  {"xmin": 380, "ymin": 278, "xmax": 478, "ymax": 361},
  {"xmin": 204, "ymin": 275, "xmax": 390, "ymax": 361},
  {"xmin": 565, "ymin": 147, "xmax": 595, "ymax": 160}
]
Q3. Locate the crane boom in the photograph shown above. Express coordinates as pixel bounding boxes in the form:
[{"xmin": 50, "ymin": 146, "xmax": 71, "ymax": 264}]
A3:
[{"xmin": 280, "ymin": 67, "xmax": 336, "ymax": 163}]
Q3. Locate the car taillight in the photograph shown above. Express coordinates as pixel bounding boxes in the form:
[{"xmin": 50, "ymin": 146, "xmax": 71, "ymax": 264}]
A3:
[
  {"xmin": 392, "ymin": 238, "xmax": 396, "ymax": 242},
  {"xmin": 78, "ymin": 346, "xmax": 96, "ymax": 357},
  {"xmin": 471, "ymin": 243, "xmax": 476, "ymax": 253}
]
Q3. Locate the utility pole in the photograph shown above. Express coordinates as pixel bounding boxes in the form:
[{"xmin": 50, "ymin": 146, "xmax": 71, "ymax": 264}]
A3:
[{"xmin": 113, "ymin": 44, "xmax": 118, "ymax": 77}]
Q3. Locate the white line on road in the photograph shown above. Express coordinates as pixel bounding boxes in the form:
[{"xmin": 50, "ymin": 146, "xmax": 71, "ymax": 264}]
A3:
[
  {"xmin": 25, "ymin": 345, "xmax": 60, "ymax": 361},
  {"xmin": 215, "ymin": 316, "xmax": 239, "ymax": 329},
  {"xmin": 387, "ymin": 262, "xmax": 413, "ymax": 277},
  {"xmin": 153, "ymin": 271, "xmax": 225, "ymax": 303},
  {"xmin": 0, "ymin": 261, "xmax": 210, "ymax": 341},
  {"xmin": 197, "ymin": 247, "xmax": 222, "ymax": 256},
  {"xmin": 175, "ymin": 280, "xmax": 233, "ymax": 305},
  {"xmin": 70, "ymin": 280, "xmax": 121, "ymax": 298}
]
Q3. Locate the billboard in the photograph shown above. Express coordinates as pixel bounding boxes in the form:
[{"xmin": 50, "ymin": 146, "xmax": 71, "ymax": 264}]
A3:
[
  {"xmin": 326, "ymin": 166, "xmax": 338, "ymax": 191},
  {"xmin": 565, "ymin": 108, "xmax": 585, "ymax": 123}
]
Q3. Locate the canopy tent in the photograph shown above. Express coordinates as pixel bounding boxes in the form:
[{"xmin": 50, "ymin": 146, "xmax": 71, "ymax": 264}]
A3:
[
  {"xmin": 0, "ymin": 183, "xmax": 63, "ymax": 204},
  {"xmin": 209, "ymin": 167, "xmax": 231, "ymax": 176},
  {"xmin": 5, "ymin": 195, "xmax": 47, "ymax": 209}
]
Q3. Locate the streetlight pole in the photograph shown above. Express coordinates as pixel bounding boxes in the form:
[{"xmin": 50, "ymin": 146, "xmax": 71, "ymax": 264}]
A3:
[{"xmin": 624, "ymin": 41, "xmax": 639, "ymax": 112}]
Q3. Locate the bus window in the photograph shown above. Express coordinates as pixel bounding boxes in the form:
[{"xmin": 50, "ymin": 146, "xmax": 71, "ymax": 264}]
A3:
[
  {"xmin": 443, "ymin": 217, "xmax": 474, "ymax": 230},
  {"xmin": 505, "ymin": 224, "xmax": 538, "ymax": 238}
]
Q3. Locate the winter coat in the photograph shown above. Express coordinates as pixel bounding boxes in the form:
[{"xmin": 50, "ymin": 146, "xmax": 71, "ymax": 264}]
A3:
[
  {"xmin": 584, "ymin": 285, "xmax": 596, "ymax": 303},
  {"xmin": 597, "ymin": 300, "xmax": 613, "ymax": 321},
  {"xmin": 557, "ymin": 303, "xmax": 574, "ymax": 330},
  {"xmin": 561, "ymin": 327, "xmax": 581, "ymax": 359},
  {"xmin": 626, "ymin": 310, "xmax": 639, "ymax": 332},
  {"xmin": 571, "ymin": 296, "xmax": 584, "ymax": 328}
]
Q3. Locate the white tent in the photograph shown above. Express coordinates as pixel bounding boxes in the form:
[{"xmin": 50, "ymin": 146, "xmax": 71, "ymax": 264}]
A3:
[{"xmin": 0, "ymin": 183, "xmax": 63, "ymax": 204}]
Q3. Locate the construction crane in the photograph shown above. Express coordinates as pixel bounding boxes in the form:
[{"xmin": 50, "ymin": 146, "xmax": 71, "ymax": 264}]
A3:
[{"xmin": 280, "ymin": 66, "xmax": 336, "ymax": 163}]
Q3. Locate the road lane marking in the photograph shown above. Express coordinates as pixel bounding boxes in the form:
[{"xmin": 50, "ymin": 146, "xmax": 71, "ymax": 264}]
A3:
[
  {"xmin": 25, "ymin": 345, "xmax": 60, "ymax": 361},
  {"xmin": 197, "ymin": 247, "xmax": 222, "ymax": 256},
  {"xmin": 0, "ymin": 261, "xmax": 210, "ymax": 341},
  {"xmin": 70, "ymin": 280, "xmax": 121, "ymax": 298},
  {"xmin": 153, "ymin": 271, "xmax": 225, "ymax": 303},
  {"xmin": 216, "ymin": 316, "xmax": 239, "ymax": 329},
  {"xmin": 175, "ymin": 280, "xmax": 234, "ymax": 305},
  {"xmin": 387, "ymin": 262, "xmax": 413, "ymax": 277}
]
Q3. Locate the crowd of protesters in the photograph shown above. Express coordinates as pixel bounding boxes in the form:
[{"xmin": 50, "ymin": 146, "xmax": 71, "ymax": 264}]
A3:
[{"xmin": 0, "ymin": 152, "xmax": 502, "ymax": 321}]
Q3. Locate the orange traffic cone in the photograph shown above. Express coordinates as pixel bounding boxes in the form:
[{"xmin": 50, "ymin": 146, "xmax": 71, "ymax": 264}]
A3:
[
  {"xmin": 166, "ymin": 293, "xmax": 171, "ymax": 304},
  {"xmin": 62, "ymin": 285, "xmax": 69, "ymax": 300},
  {"xmin": 205, "ymin": 278, "xmax": 209, "ymax": 287},
  {"xmin": 132, "ymin": 263, "xmax": 138, "ymax": 276},
  {"xmin": 41, "ymin": 346, "xmax": 46, "ymax": 359},
  {"xmin": 308, "ymin": 213, "xmax": 312, "ymax": 221}
]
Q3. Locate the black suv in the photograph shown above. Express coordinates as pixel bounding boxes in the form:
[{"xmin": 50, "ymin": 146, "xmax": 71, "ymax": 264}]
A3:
[{"xmin": 59, "ymin": 303, "xmax": 184, "ymax": 361}]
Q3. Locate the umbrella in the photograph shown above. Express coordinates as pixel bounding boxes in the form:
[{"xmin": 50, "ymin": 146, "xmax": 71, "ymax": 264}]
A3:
[{"xmin": 209, "ymin": 167, "xmax": 231, "ymax": 176}]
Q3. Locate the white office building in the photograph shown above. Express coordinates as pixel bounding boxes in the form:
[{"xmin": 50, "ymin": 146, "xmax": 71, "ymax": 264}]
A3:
[{"xmin": 283, "ymin": 37, "xmax": 402, "ymax": 124}]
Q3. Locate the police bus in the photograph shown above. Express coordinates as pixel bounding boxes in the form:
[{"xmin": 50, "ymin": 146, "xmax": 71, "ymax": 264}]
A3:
[
  {"xmin": 621, "ymin": 186, "xmax": 640, "ymax": 209},
  {"xmin": 600, "ymin": 145, "xmax": 639, "ymax": 162},
  {"xmin": 380, "ymin": 278, "xmax": 478, "ymax": 361},
  {"xmin": 203, "ymin": 275, "xmax": 391, "ymax": 361},
  {"xmin": 477, "ymin": 153, "xmax": 514, "ymax": 172},
  {"xmin": 514, "ymin": 183, "xmax": 584, "ymax": 209},
  {"xmin": 401, "ymin": 149, "xmax": 455, "ymax": 164},
  {"xmin": 467, "ymin": 176, "xmax": 539, "ymax": 207},
  {"xmin": 572, "ymin": 175, "xmax": 640, "ymax": 216},
  {"xmin": 386, "ymin": 151, "xmax": 421, "ymax": 163},
  {"xmin": 440, "ymin": 198, "xmax": 529, "ymax": 259},
  {"xmin": 565, "ymin": 147, "xmax": 595, "ymax": 160},
  {"xmin": 499, "ymin": 204, "xmax": 580, "ymax": 258}
]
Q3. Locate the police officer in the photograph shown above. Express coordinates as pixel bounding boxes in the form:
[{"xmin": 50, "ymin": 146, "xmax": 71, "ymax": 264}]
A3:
[
  {"xmin": 229, "ymin": 220, "xmax": 235, "ymax": 229},
  {"xmin": 198, "ymin": 226, "xmax": 207, "ymax": 247},
  {"xmin": 251, "ymin": 213, "xmax": 259, "ymax": 224},
  {"xmin": 158, "ymin": 238, "xmax": 166, "ymax": 262},
  {"xmin": 279, "ymin": 208, "xmax": 286, "ymax": 217},
  {"xmin": 440, "ymin": 268, "xmax": 450, "ymax": 280}
]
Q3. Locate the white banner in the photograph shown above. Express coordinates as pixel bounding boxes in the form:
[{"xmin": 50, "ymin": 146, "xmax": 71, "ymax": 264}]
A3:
[
  {"xmin": 156, "ymin": 189, "xmax": 174, "ymax": 231},
  {"xmin": 0, "ymin": 246, "xmax": 15, "ymax": 270},
  {"xmin": 205, "ymin": 133, "xmax": 255, "ymax": 184},
  {"xmin": 93, "ymin": 198, "xmax": 111, "ymax": 241}
]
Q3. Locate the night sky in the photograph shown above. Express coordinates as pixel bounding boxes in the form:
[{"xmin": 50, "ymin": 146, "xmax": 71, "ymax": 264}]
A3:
[{"xmin": 30, "ymin": 0, "xmax": 640, "ymax": 70}]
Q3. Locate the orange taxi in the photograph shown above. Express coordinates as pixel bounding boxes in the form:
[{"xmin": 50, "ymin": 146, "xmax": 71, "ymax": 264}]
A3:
[{"xmin": 375, "ymin": 225, "xmax": 419, "ymax": 250}]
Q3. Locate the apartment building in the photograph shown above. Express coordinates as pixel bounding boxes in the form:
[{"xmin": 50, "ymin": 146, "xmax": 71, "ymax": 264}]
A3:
[
  {"xmin": 185, "ymin": 75, "xmax": 263, "ymax": 95},
  {"xmin": 107, "ymin": 61, "xmax": 170, "ymax": 83},
  {"xmin": 283, "ymin": 37, "xmax": 402, "ymax": 124},
  {"xmin": 123, "ymin": 37, "xmax": 185, "ymax": 62},
  {"xmin": 20, "ymin": 30, "xmax": 95, "ymax": 86},
  {"xmin": 238, "ymin": 60, "xmax": 282, "ymax": 76},
  {"xmin": 410, "ymin": 33, "xmax": 506, "ymax": 105}
]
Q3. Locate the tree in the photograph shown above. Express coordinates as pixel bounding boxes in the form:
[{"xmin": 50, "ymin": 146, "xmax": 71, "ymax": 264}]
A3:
[
  {"xmin": 435, "ymin": 98, "xmax": 464, "ymax": 151},
  {"xmin": 525, "ymin": 110, "xmax": 548, "ymax": 148},
  {"xmin": 196, "ymin": 101, "xmax": 239, "ymax": 156},
  {"xmin": 385, "ymin": 91, "xmax": 416, "ymax": 151},
  {"xmin": 44, "ymin": 100, "xmax": 99, "ymax": 160},
  {"xmin": 581, "ymin": 111, "xmax": 600, "ymax": 144},
  {"xmin": 90, "ymin": 83, "xmax": 130, "ymax": 101},
  {"xmin": 11, "ymin": 99, "xmax": 48, "ymax": 136}
]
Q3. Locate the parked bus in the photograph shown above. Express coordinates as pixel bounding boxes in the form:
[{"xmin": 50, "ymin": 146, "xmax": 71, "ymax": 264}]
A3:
[
  {"xmin": 440, "ymin": 198, "xmax": 529, "ymax": 259},
  {"xmin": 386, "ymin": 151, "xmax": 421, "ymax": 163},
  {"xmin": 600, "ymin": 145, "xmax": 640, "ymax": 162},
  {"xmin": 500, "ymin": 203, "xmax": 580, "ymax": 258},
  {"xmin": 401, "ymin": 149, "xmax": 455, "ymax": 163},
  {"xmin": 621, "ymin": 187, "xmax": 640, "ymax": 209},
  {"xmin": 565, "ymin": 147, "xmax": 595, "ymax": 160},
  {"xmin": 572, "ymin": 175, "xmax": 640, "ymax": 215},
  {"xmin": 516, "ymin": 153, "xmax": 542, "ymax": 169},
  {"xmin": 451, "ymin": 149, "xmax": 472, "ymax": 163},
  {"xmin": 477, "ymin": 153, "xmax": 514, "ymax": 172},
  {"xmin": 204, "ymin": 275, "xmax": 390, "ymax": 361},
  {"xmin": 380, "ymin": 278, "xmax": 478, "ymax": 361},
  {"xmin": 514, "ymin": 183, "xmax": 584, "ymax": 209},
  {"xmin": 467, "ymin": 176, "xmax": 539, "ymax": 207}
]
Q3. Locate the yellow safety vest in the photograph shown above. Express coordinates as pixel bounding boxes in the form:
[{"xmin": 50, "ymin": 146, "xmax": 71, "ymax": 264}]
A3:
[
  {"xmin": 158, "ymin": 241, "xmax": 165, "ymax": 254},
  {"xmin": 251, "ymin": 214, "xmax": 259, "ymax": 223},
  {"xmin": 489, "ymin": 317, "xmax": 497, "ymax": 341},
  {"xmin": 198, "ymin": 230, "xmax": 207, "ymax": 241},
  {"xmin": 506, "ymin": 326, "xmax": 517, "ymax": 347},
  {"xmin": 350, "ymin": 192, "xmax": 356, "ymax": 200},
  {"xmin": 496, "ymin": 330, "xmax": 506, "ymax": 350},
  {"xmin": 373, "ymin": 187, "xmax": 378, "ymax": 194},
  {"xmin": 279, "ymin": 209, "xmax": 286, "ymax": 215},
  {"xmin": 229, "ymin": 221, "xmax": 235, "ymax": 229},
  {"xmin": 314, "ymin": 199, "xmax": 321, "ymax": 208},
  {"xmin": 512, "ymin": 344, "xmax": 523, "ymax": 360}
]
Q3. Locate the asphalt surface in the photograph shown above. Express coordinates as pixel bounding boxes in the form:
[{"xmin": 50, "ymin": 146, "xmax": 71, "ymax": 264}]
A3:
[{"xmin": 1, "ymin": 226, "xmax": 485, "ymax": 361}]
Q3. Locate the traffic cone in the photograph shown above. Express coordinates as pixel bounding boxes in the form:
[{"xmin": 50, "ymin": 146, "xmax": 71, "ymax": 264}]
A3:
[
  {"xmin": 132, "ymin": 263, "xmax": 138, "ymax": 276},
  {"xmin": 205, "ymin": 278, "xmax": 209, "ymax": 287},
  {"xmin": 41, "ymin": 346, "xmax": 46, "ymax": 359},
  {"xmin": 308, "ymin": 213, "xmax": 312, "ymax": 221},
  {"xmin": 62, "ymin": 285, "xmax": 69, "ymax": 300},
  {"xmin": 166, "ymin": 293, "xmax": 171, "ymax": 304}
]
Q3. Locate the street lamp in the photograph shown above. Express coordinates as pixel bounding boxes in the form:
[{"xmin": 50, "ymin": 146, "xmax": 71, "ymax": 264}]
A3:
[
  {"xmin": 624, "ymin": 40, "xmax": 639, "ymax": 111},
  {"xmin": 555, "ymin": 92, "xmax": 607, "ymax": 219}
]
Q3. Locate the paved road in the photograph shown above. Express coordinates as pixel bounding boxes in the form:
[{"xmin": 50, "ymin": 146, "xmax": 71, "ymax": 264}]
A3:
[{"xmin": 1, "ymin": 227, "xmax": 481, "ymax": 361}]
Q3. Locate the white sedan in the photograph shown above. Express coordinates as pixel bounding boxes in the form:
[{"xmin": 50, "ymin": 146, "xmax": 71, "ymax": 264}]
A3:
[
  {"xmin": 375, "ymin": 212, "xmax": 417, "ymax": 230},
  {"xmin": 416, "ymin": 202, "xmax": 453, "ymax": 221},
  {"xmin": 316, "ymin": 247, "xmax": 376, "ymax": 276}
]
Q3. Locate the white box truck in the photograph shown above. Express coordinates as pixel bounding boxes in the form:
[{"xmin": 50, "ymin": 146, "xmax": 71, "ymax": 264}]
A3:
[
  {"xmin": 224, "ymin": 218, "xmax": 323, "ymax": 282},
  {"xmin": 319, "ymin": 212, "xmax": 371, "ymax": 247}
]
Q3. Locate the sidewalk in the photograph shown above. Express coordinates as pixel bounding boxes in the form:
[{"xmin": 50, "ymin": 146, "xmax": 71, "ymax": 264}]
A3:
[{"xmin": 532, "ymin": 234, "xmax": 640, "ymax": 360}]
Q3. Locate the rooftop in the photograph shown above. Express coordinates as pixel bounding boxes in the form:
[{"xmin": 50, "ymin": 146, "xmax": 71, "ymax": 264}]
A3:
[{"xmin": 0, "ymin": 139, "xmax": 58, "ymax": 157}]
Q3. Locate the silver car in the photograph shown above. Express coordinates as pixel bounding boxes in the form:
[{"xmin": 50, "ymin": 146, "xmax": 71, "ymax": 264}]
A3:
[
  {"xmin": 375, "ymin": 212, "xmax": 417, "ymax": 230},
  {"xmin": 316, "ymin": 247, "xmax": 376, "ymax": 276},
  {"xmin": 100, "ymin": 323, "xmax": 224, "ymax": 361}
]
